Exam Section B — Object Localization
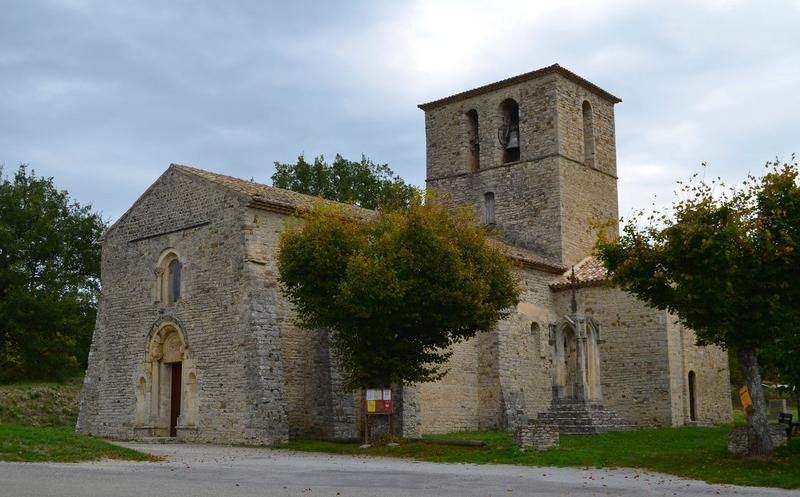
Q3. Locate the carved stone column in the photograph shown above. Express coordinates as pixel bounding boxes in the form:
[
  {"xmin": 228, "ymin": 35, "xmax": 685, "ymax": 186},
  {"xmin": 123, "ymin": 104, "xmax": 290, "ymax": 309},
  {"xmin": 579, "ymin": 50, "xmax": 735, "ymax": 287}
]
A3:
[{"xmin": 550, "ymin": 323, "xmax": 564, "ymax": 400}]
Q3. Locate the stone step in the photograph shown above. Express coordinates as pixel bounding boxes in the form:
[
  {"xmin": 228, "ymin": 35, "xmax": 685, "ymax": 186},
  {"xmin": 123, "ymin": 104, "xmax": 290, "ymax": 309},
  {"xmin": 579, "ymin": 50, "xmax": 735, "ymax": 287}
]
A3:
[
  {"xmin": 138, "ymin": 437, "xmax": 177, "ymax": 444},
  {"xmin": 535, "ymin": 400, "xmax": 632, "ymax": 435}
]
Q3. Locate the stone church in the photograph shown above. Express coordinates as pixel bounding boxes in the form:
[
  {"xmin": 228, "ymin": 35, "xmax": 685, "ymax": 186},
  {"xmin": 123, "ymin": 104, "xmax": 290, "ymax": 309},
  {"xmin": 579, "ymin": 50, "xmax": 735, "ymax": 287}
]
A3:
[{"xmin": 77, "ymin": 64, "xmax": 732, "ymax": 443}]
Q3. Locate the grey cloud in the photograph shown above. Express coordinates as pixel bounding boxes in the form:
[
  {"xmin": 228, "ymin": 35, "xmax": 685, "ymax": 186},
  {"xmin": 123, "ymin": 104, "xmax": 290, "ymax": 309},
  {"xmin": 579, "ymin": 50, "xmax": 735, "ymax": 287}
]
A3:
[{"xmin": 0, "ymin": 0, "xmax": 798, "ymax": 222}]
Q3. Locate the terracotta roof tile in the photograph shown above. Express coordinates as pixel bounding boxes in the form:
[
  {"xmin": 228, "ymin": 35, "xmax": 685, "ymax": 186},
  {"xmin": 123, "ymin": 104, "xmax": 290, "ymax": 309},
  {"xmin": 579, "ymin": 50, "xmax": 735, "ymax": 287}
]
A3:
[
  {"xmin": 172, "ymin": 163, "xmax": 376, "ymax": 221},
  {"xmin": 550, "ymin": 256, "xmax": 609, "ymax": 289}
]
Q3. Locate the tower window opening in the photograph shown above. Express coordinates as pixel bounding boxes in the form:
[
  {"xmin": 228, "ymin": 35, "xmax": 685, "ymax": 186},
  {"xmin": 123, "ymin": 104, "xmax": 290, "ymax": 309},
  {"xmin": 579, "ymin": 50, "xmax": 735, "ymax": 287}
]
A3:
[
  {"xmin": 499, "ymin": 99, "xmax": 520, "ymax": 163},
  {"xmin": 484, "ymin": 192, "xmax": 495, "ymax": 225},
  {"xmin": 582, "ymin": 100, "xmax": 595, "ymax": 166},
  {"xmin": 466, "ymin": 109, "xmax": 480, "ymax": 172}
]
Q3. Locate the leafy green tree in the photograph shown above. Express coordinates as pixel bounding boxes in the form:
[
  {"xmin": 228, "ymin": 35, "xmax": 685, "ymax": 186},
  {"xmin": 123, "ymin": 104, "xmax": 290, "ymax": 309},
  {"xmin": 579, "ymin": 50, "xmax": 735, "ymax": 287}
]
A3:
[
  {"xmin": 271, "ymin": 154, "xmax": 418, "ymax": 210},
  {"xmin": 760, "ymin": 334, "xmax": 800, "ymax": 391},
  {"xmin": 596, "ymin": 160, "xmax": 800, "ymax": 456},
  {"xmin": 0, "ymin": 165, "xmax": 105, "ymax": 382},
  {"xmin": 277, "ymin": 193, "xmax": 520, "ymax": 390}
]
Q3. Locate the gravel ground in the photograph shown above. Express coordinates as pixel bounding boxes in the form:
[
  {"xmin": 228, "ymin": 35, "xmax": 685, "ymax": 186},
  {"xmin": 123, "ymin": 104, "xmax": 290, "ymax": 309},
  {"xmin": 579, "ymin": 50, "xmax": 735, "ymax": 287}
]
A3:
[{"xmin": 0, "ymin": 442, "xmax": 797, "ymax": 497}]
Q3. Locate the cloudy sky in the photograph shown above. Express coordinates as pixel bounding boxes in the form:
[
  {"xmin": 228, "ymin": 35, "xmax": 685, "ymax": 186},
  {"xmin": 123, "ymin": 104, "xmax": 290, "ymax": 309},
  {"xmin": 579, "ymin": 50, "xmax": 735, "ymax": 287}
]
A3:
[{"xmin": 1, "ymin": 0, "xmax": 799, "ymax": 222}]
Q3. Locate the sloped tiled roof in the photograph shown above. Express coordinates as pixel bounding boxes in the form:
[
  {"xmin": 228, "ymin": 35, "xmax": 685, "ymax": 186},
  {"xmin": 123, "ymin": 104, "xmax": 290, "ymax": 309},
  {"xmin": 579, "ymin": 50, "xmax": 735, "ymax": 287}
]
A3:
[
  {"xmin": 418, "ymin": 64, "xmax": 622, "ymax": 111},
  {"xmin": 550, "ymin": 256, "xmax": 609, "ymax": 290},
  {"xmin": 174, "ymin": 164, "xmax": 566, "ymax": 274},
  {"xmin": 486, "ymin": 239, "xmax": 565, "ymax": 274},
  {"xmin": 172, "ymin": 164, "xmax": 377, "ymax": 221}
]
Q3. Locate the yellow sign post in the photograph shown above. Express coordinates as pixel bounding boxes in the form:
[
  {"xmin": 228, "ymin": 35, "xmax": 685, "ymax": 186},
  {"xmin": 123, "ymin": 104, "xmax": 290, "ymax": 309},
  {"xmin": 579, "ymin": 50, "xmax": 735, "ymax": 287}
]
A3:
[{"xmin": 739, "ymin": 385, "xmax": 752, "ymax": 411}]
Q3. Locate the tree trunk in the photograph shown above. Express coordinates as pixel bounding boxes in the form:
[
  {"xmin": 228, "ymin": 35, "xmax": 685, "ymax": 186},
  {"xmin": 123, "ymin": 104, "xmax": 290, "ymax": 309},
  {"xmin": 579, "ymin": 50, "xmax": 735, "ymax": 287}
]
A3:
[{"xmin": 737, "ymin": 346, "xmax": 773, "ymax": 456}]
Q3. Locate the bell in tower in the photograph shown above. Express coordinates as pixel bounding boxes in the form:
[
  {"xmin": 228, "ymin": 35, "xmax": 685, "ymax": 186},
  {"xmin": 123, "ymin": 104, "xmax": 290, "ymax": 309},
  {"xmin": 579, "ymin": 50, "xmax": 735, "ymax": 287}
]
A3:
[{"xmin": 499, "ymin": 99, "xmax": 520, "ymax": 163}]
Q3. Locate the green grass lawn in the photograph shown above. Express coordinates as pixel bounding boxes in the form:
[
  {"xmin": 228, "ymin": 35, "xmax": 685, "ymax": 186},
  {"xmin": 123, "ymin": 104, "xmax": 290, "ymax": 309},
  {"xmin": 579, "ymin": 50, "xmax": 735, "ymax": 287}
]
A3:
[
  {"xmin": 0, "ymin": 380, "xmax": 154, "ymax": 463},
  {"xmin": 279, "ymin": 424, "xmax": 800, "ymax": 489},
  {"xmin": 0, "ymin": 423, "xmax": 156, "ymax": 463}
]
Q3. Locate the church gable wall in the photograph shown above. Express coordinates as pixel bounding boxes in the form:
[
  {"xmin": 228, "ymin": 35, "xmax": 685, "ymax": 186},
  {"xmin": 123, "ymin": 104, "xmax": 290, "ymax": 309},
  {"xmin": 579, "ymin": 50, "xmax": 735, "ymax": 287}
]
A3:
[{"xmin": 78, "ymin": 169, "xmax": 288, "ymax": 444}]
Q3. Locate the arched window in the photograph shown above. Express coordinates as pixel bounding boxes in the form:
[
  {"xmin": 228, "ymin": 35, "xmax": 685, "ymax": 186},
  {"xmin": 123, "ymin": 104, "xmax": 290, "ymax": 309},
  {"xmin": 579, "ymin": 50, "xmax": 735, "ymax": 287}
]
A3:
[
  {"xmin": 484, "ymin": 192, "xmax": 495, "ymax": 225},
  {"xmin": 168, "ymin": 258, "xmax": 181, "ymax": 304},
  {"xmin": 582, "ymin": 100, "xmax": 595, "ymax": 166},
  {"xmin": 465, "ymin": 109, "xmax": 480, "ymax": 172},
  {"xmin": 688, "ymin": 370, "xmax": 697, "ymax": 421},
  {"xmin": 499, "ymin": 99, "xmax": 520, "ymax": 163},
  {"xmin": 158, "ymin": 252, "xmax": 182, "ymax": 305}
]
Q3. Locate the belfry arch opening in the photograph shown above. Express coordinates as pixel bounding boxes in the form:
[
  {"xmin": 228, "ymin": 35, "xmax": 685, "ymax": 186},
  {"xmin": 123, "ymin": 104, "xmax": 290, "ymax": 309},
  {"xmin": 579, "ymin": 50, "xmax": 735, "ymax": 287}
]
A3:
[
  {"xmin": 499, "ymin": 99, "xmax": 520, "ymax": 163},
  {"xmin": 465, "ymin": 109, "xmax": 480, "ymax": 172},
  {"xmin": 582, "ymin": 100, "xmax": 595, "ymax": 167}
]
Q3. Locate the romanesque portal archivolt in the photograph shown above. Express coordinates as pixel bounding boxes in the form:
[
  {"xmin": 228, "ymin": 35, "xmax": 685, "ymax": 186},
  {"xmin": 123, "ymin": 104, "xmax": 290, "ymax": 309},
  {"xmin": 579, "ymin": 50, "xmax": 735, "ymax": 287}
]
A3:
[{"xmin": 135, "ymin": 319, "xmax": 198, "ymax": 437}]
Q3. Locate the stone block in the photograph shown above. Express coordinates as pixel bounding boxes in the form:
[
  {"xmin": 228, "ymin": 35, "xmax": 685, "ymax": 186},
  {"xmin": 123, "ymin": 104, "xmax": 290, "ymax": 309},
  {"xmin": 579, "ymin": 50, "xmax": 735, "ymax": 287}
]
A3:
[
  {"xmin": 727, "ymin": 425, "xmax": 788, "ymax": 455},
  {"xmin": 514, "ymin": 420, "xmax": 559, "ymax": 451}
]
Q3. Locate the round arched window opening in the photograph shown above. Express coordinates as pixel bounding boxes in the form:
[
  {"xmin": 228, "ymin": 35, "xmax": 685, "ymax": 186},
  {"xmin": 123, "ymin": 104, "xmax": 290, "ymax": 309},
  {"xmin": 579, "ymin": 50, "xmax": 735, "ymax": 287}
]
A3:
[
  {"xmin": 158, "ymin": 251, "xmax": 182, "ymax": 305},
  {"xmin": 499, "ymin": 99, "xmax": 520, "ymax": 163},
  {"xmin": 582, "ymin": 100, "xmax": 595, "ymax": 167},
  {"xmin": 465, "ymin": 109, "xmax": 480, "ymax": 172}
]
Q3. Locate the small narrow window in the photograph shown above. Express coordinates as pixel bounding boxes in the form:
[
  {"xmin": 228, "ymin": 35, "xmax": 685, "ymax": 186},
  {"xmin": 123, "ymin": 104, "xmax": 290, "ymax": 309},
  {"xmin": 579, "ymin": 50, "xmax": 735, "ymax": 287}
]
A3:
[
  {"xmin": 499, "ymin": 99, "xmax": 520, "ymax": 163},
  {"xmin": 168, "ymin": 258, "xmax": 181, "ymax": 304},
  {"xmin": 582, "ymin": 100, "xmax": 595, "ymax": 166},
  {"xmin": 484, "ymin": 192, "xmax": 495, "ymax": 225},
  {"xmin": 688, "ymin": 370, "xmax": 697, "ymax": 421},
  {"xmin": 158, "ymin": 252, "xmax": 183, "ymax": 305},
  {"xmin": 465, "ymin": 109, "xmax": 480, "ymax": 172}
]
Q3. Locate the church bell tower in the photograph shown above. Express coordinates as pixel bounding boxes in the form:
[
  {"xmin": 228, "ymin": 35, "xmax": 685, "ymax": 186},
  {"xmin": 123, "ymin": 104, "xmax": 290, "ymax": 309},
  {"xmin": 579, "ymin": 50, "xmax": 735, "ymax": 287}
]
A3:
[{"xmin": 418, "ymin": 64, "xmax": 621, "ymax": 267}]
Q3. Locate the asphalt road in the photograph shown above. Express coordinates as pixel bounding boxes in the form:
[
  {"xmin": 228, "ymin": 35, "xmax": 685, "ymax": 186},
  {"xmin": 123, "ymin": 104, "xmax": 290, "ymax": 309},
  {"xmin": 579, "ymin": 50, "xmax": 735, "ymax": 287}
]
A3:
[{"xmin": 0, "ymin": 442, "xmax": 796, "ymax": 497}]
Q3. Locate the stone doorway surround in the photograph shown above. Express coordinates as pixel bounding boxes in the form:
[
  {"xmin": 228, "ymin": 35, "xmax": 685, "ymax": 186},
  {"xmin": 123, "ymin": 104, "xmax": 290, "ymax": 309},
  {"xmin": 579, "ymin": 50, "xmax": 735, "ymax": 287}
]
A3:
[{"xmin": 134, "ymin": 318, "xmax": 198, "ymax": 439}]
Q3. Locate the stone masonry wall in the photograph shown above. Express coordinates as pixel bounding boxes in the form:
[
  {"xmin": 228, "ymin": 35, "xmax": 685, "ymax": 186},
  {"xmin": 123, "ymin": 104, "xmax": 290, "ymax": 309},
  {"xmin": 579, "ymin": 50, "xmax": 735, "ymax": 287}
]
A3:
[
  {"xmin": 678, "ymin": 323, "xmax": 732, "ymax": 424},
  {"xmin": 553, "ymin": 286, "xmax": 674, "ymax": 427},
  {"xmin": 552, "ymin": 286, "xmax": 731, "ymax": 427},
  {"xmin": 423, "ymin": 75, "xmax": 564, "ymax": 261},
  {"xmin": 77, "ymin": 167, "xmax": 289, "ymax": 444},
  {"xmin": 427, "ymin": 157, "xmax": 564, "ymax": 264},
  {"xmin": 555, "ymin": 77, "xmax": 617, "ymax": 178},
  {"xmin": 244, "ymin": 208, "xmax": 357, "ymax": 440},
  {"xmin": 424, "ymin": 74, "xmax": 559, "ymax": 180},
  {"xmin": 555, "ymin": 77, "xmax": 619, "ymax": 267},
  {"xmin": 418, "ymin": 266, "xmax": 557, "ymax": 434}
]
